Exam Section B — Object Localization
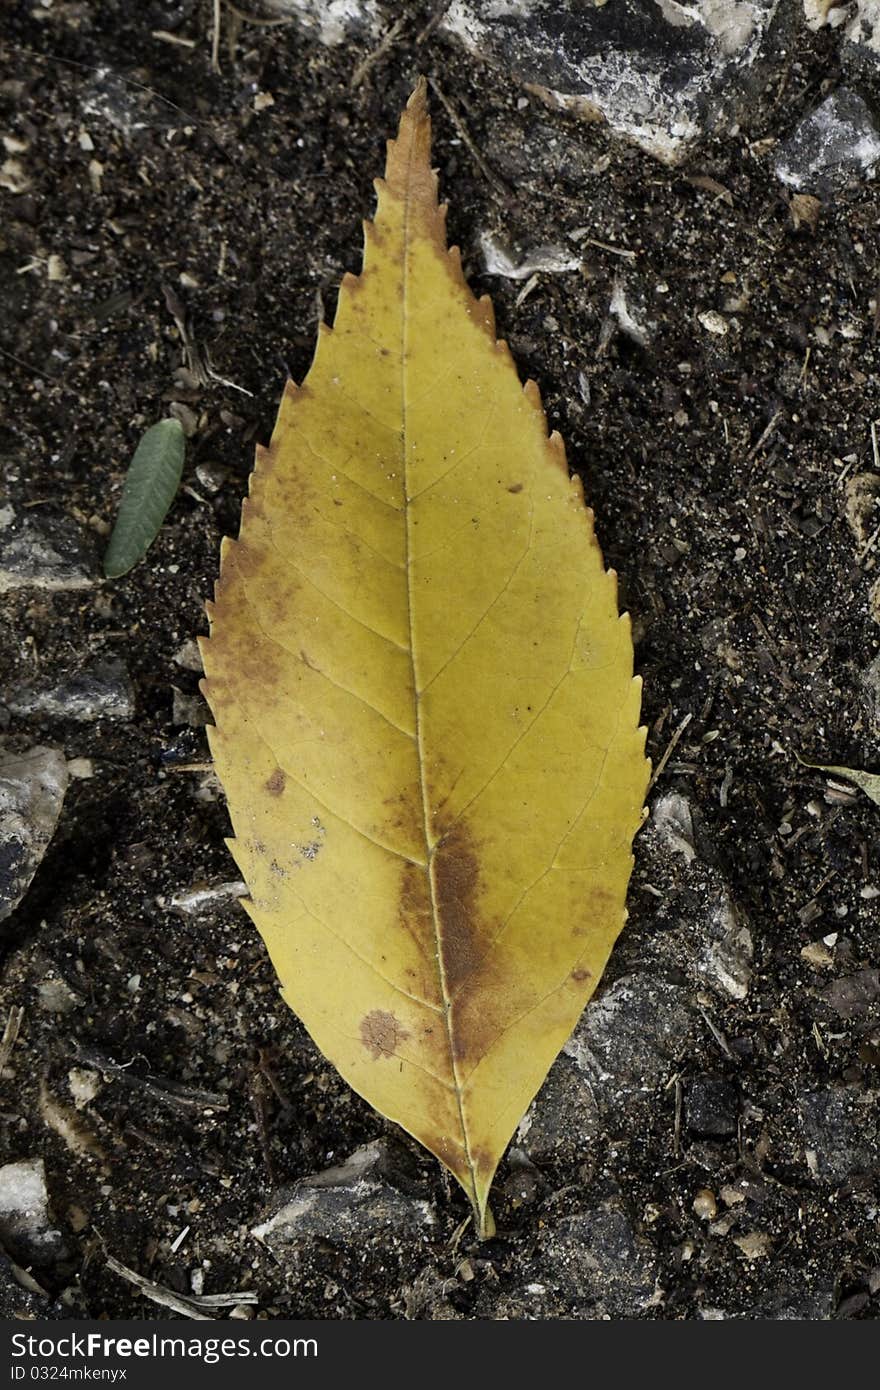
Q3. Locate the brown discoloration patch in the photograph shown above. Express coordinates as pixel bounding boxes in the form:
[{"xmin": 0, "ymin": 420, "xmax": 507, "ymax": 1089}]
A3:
[
  {"xmin": 572, "ymin": 885, "xmax": 619, "ymax": 938},
  {"xmin": 507, "ymin": 482, "xmax": 523, "ymax": 494},
  {"xmin": 571, "ymin": 967, "xmax": 592, "ymax": 983},
  {"xmin": 433, "ymin": 824, "xmax": 482, "ymax": 997},
  {"xmin": 384, "ymin": 785, "xmax": 424, "ymax": 845},
  {"xmin": 398, "ymin": 860, "xmax": 433, "ymax": 951},
  {"xmin": 359, "ymin": 1009, "xmax": 408, "ymax": 1060},
  {"xmin": 265, "ymin": 768, "xmax": 285, "ymax": 796}
]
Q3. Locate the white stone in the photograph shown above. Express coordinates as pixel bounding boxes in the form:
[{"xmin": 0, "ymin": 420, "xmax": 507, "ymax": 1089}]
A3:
[
  {"xmin": 0, "ymin": 746, "xmax": 69, "ymax": 922},
  {"xmin": 443, "ymin": 0, "xmax": 780, "ymax": 163},
  {"xmin": 846, "ymin": 0, "xmax": 880, "ymax": 50},
  {"xmin": 0, "ymin": 1158, "xmax": 61, "ymax": 1256},
  {"xmin": 264, "ymin": 0, "xmax": 380, "ymax": 45}
]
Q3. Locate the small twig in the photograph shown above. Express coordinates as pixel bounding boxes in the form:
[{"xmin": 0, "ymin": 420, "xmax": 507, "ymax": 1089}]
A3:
[
  {"xmin": 576, "ymin": 235, "xmax": 637, "ymax": 263},
  {"xmin": 858, "ymin": 517, "xmax": 880, "ymax": 563},
  {"xmin": 103, "ymin": 1257, "xmax": 253, "ymax": 1316},
  {"xmin": 188, "ymin": 1290, "xmax": 260, "ymax": 1307},
  {"xmin": 351, "ymin": 15, "xmax": 407, "ymax": 89},
  {"xmin": 746, "ymin": 408, "xmax": 783, "ymax": 461},
  {"xmin": 0, "ymin": 344, "xmax": 62, "ymax": 381},
  {"xmin": 515, "ymin": 272, "xmax": 541, "ymax": 308},
  {"xmin": 169, "ymin": 1225, "xmax": 191, "ymax": 1254},
  {"xmin": 447, "ymin": 1214, "xmax": 472, "ymax": 1254},
  {"xmin": 648, "ymin": 712, "xmax": 693, "ymax": 790},
  {"xmin": 798, "ymin": 346, "xmax": 812, "ymax": 391},
  {"xmin": 74, "ymin": 1044, "xmax": 227, "ymax": 1112},
  {"xmin": 0, "ymin": 1006, "xmax": 24, "ymax": 1075},
  {"xmin": 204, "ymin": 357, "xmax": 255, "ymax": 397},
  {"xmin": 699, "ymin": 1007, "xmax": 736, "ymax": 1062},
  {"xmin": 105, "ymin": 1254, "xmax": 212, "ymax": 1319},
  {"xmin": 211, "ymin": 0, "xmax": 222, "ymax": 73},
  {"xmin": 151, "ymin": 30, "xmax": 198, "ymax": 48},
  {"xmin": 673, "ymin": 1074, "xmax": 683, "ymax": 1158},
  {"xmin": 428, "ymin": 76, "xmax": 512, "ymax": 199},
  {"xmin": 415, "ymin": 0, "xmax": 452, "ymax": 44}
]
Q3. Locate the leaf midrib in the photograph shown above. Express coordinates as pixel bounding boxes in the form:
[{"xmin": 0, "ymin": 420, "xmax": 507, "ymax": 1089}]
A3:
[{"xmin": 396, "ymin": 132, "xmax": 479, "ymax": 1205}]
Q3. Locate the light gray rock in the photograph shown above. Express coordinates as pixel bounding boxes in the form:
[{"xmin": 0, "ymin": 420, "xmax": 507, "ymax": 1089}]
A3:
[
  {"xmin": 263, "ymin": 0, "xmax": 380, "ymax": 45},
  {"xmin": 642, "ymin": 793, "xmax": 754, "ymax": 999},
  {"xmin": 565, "ymin": 972, "xmax": 697, "ymax": 1112},
  {"xmin": 652, "ymin": 790, "xmax": 697, "ymax": 862},
  {"xmin": 252, "ymin": 1139, "xmax": 435, "ymax": 1245},
  {"xmin": 443, "ymin": 0, "xmax": 781, "ymax": 164},
  {"xmin": 517, "ymin": 1055, "xmax": 601, "ymax": 1164},
  {"xmin": 0, "ymin": 513, "xmax": 97, "ymax": 593},
  {"xmin": 845, "ymin": 0, "xmax": 880, "ymax": 55},
  {"xmin": 799, "ymin": 1087, "xmax": 880, "ymax": 1182},
  {"xmin": 0, "ymin": 1158, "xmax": 65, "ymax": 1264},
  {"xmin": 684, "ymin": 1074, "xmax": 739, "ymax": 1137},
  {"xmin": 538, "ymin": 1201, "xmax": 658, "ymax": 1316},
  {"xmin": 820, "ymin": 967, "xmax": 880, "ymax": 1021},
  {"xmin": 774, "ymin": 89, "xmax": 880, "ymax": 191},
  {"xmin": 700, "ymin": 886, "xmax": 754, "ymax": 1000},
  {"xmin": 5, "ymin": 659, "xmax": 135, "ymax": 724},
  {"xmin": 0, "ymin": 746, "xmax": 68, "ymax": 922},
  {"xmin": 480, "ymin": 231, "xmax": 581, "ymax": 280},
  {"xmin": 171, "ymin": 687, "xmax": 209, "ymax": 727}
]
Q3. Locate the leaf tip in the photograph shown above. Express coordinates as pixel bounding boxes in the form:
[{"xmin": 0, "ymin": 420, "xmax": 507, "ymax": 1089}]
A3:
[{"xmin": 407, "ymin": 74, "xmax": 428, "ymax": 112}]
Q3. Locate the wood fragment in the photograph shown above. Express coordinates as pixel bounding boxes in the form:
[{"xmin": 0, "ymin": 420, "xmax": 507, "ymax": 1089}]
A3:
[
  {"xmin": 699, "ymin": 1007, "xmax": 736, "ymax": 1061},
  {"xmin": 152, "ymin": 30, "xmax": 198, "ymax": 48},
  {"xmin": 673, "ymin": 1074, "xmax": 683, "ymax": 1158},
  {"xmin": 74, "ymin": 1044, "xmax": 227, "ymax": 1112},
  {"xmin": 105, "ymin": 1254, "xmax": 212, "ymax": 1320},
  {"xmin": 211, "ymin": 0, "xmax": 221, "ymax": 73},
  {"xmin": 687, "ymin": 174, "xmax": 734, "ymax": 207},
  {"xmin": 649, "ymin": 712, "xmax": 693, "ymax": 789},
  {"xmin": 0, "ymin": 1006, "xmax": 24, "ymax": 1074},
  {"xmin": 577, "ymin": 235, "xmax": 637, "ymax": 262}
]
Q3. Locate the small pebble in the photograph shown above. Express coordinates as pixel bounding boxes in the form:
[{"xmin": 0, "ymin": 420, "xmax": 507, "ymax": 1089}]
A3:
[{"xmin": 693, "ymin": 1188, "xmax": 717, "ymax": 1221}]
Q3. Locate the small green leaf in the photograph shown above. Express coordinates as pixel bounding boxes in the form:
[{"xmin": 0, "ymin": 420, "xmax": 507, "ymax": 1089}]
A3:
[
  {"xmin": 103, "ymin": 418, "xmax": 186, "ymax": 579},
  {"xmin": 797, "ymin": 753, "xmax": 880, "ymax": 808}
]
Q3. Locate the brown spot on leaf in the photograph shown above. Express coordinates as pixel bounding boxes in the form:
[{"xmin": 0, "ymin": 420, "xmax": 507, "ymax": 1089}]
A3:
[
  {"xmin": 507, "ymin": 483, "xmax": 523, "ymax": 494},
  {"xmin": 571, "ymin": 967, "xmax": 592, "ymax": 983},
  {"xmin": 360, "ymin": 1009, "xmax": 408, "ymax": 1060},
  {"xmin": 265, "ymin": 768, "xmax": 285, "ymax": 796}
]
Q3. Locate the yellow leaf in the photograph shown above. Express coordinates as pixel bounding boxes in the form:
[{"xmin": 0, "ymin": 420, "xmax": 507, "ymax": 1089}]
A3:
[{"xmin": 200, "ymin": 81, "xmax": 649, "ymax": 1237}]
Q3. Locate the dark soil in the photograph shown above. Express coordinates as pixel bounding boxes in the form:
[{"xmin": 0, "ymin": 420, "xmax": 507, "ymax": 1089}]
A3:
[{"xmin": 1, "ymin": 0, "xmax": 879, "ymax": 1320}]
